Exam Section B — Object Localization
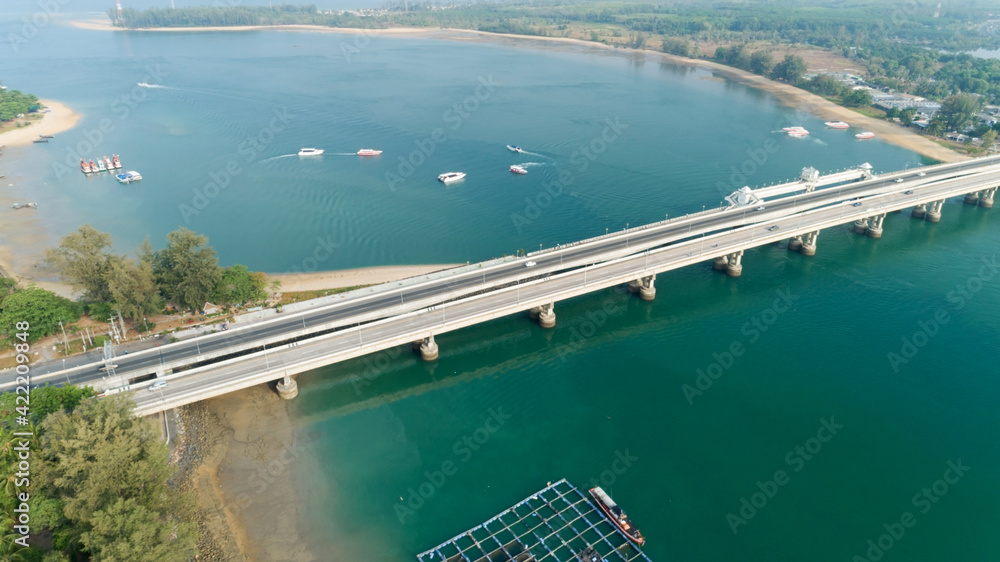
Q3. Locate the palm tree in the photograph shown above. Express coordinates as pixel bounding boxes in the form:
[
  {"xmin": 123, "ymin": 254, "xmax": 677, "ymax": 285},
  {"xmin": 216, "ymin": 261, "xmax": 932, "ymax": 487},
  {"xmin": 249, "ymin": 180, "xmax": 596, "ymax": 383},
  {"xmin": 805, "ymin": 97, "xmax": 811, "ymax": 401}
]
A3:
[{"xmin": 0, "ymin": 518, "xmax": 27, "ymax": 562}]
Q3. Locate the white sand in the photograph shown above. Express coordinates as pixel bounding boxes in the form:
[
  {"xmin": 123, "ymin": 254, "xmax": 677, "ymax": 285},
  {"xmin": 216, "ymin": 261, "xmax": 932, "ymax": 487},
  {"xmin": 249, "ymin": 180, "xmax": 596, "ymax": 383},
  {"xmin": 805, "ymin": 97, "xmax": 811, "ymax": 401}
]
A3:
[{"xmin": 0, "ymin": 100, "xmax": 80, "ymax": 148}]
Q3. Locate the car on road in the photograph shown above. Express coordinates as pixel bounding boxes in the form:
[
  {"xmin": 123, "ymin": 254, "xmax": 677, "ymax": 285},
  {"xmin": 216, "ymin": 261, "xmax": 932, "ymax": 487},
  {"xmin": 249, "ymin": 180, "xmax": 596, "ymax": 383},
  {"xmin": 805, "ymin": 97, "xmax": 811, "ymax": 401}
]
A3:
[
  {"xmin": 894, "ymin": 178, "xmax": 905, "ymax": 183},
  {"xmin": 917, "ymin": 172, "xmax": 926, "ymax": 177},
  {"xmin": 148, "ymin": 380, "xmax": 167, "ymax": 392},
  {"xmin": 524, "ymin": 261, "xmax": 537, "ymax": 267},
  {"xmin": 853, "ymin": 202, "xmax": 863, "ymax": 207},
  {"xmin": 767, "ymin": 225, "xmax": 779, "ymax": 231},
  {"xmin": 904, "ymin": 190, "xmax": 913, "ymax": 195},
  {"xmin": 755, "ymin": 206, "xmax": 766, "ymax": 211}
]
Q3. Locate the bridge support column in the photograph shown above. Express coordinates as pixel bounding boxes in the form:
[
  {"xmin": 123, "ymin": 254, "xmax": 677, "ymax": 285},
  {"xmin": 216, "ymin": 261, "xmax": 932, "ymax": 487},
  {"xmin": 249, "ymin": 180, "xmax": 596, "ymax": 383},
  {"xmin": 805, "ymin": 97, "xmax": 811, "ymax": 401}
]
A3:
[
  {"xmin": 528, "ymin": 306, "xmax": 541, "ymax": 319},
  {"xmin": 726, "ymin": 251, "xmax": 744, "ymax": 278},
  {"xmin": 638, "ymin": 275, "xmax": 656, "ymax": 301},
  {"xmin": 800, "ymin": 231, "xmax": 819, "ymax": 256},
  {"xmin": 866, "ymin": 214, "xmax": 885, "ymax": 239},
  {"xmin": 538, "ymin": 303, "xmax": 556, "ymax": 329},
  {"xmin": 627, "ymin": 279, "xmax": 642, "ymax": 293},
  {"xmin": 980, "ymin": 188, "xmax": 996, "ymax": 208},
  {"xmin": 964, "ymin": 191, "xmax": 981, "ymax": 206},
  {"xmin": 276, "ymin": 375, "xmax": 298, "ymax": 400},
  {"xmin": 911, "ymin": 204, "xmax": 927, "ymax": 220},
  {"xmin": 925, "ymin": 200, "xmax": 944, "ymax": 223},
  {"xmin": 853, "ymin": 219, "xmax": 869, "ymax": 235},
  {"xmin": 712, "ymin": 256, "xmax": 729, "ymax": 271},
  {"xmin": 787, "ymin": 236, "xmax": 803, "ymax": 252},
  {"xmin": 418, "ymin": 335, "xmax": 439, "ymax": 361}
]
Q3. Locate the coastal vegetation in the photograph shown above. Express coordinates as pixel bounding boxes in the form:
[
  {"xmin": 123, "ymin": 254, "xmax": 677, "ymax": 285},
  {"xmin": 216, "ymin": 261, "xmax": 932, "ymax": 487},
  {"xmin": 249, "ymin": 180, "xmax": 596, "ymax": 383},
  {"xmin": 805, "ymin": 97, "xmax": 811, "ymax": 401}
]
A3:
[
  {"xmin": 0, "ymin": 227, "xmax": 275, "ymax": 350},
  {"xmin": 0, "ymin": 87, "xmax": 39, "ymax": 122},
  {"xmin": 0, "ymin": 387, "xmax": 198, "ymax": 560}
]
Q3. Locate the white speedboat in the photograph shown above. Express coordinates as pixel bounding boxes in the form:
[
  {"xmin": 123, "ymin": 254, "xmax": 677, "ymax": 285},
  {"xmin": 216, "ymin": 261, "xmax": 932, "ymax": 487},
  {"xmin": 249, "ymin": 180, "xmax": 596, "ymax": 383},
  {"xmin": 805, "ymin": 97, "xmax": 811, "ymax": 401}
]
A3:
[
  {"xmin": 115, "ymin": 173, "xmax": 131, "ymax": 184},
  {"xmin": 438, "ymin": 172, "xmax": 466, "ymax": 184},
  {"xmin": 125, "ymin": 171, "xmax": 142, "ymax": 181},
  {"xmin": 137, "ymin": 82, "xmax": 150, "ymax": 87},
  {"xmin": 298, "ymin": 148, "xmax": 324, "ymax": 156},
  {"xmin": 855, "ymin": 131, "xmax": 875, "ymax": 139},
  {"xmin": 825, "ymin": 121, "xmax": 850, "ymax": 129},
  {"xmin": 357, "ymin": 149, "xmax": 382, "ymax": 156},
  {"xmin": 509, "ymin": 165, "xmax": 528, "ymax": 175},
  {"xmin": 506, "ymin": 145, "xmax": 523, "ymax": 153},
  {"xmin": 783, "ymin": 126, "xmax": 809, "ymax": 137}
]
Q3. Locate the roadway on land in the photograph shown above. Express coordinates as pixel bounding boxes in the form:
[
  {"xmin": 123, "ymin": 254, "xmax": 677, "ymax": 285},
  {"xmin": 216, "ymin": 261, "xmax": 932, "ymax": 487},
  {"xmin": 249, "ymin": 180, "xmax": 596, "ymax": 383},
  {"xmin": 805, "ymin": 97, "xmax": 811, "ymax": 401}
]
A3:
[{"xmin": 16, "ymin": 155, "xmax": 1000, "ymax": 391}]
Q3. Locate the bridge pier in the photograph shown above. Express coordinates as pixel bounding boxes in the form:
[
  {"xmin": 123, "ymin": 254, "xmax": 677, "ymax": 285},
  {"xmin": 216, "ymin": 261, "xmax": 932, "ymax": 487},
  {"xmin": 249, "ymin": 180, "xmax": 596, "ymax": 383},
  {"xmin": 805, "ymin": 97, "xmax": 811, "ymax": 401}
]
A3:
[
  {"xmin": 911, "ymin": 203, "xmax": 927, "ymax": 220},
  {"xmin": 980, "ymin": 188, "xmax": 996, "ymax": 208},
  {"xmin": 276, "ymin": 375, "xmax": 298, "ymax": 400},
  {"xmin": 726, "ymin": 251, "xmax": 744, "ymax": 277},
  {"xmin": 866, "ymin": 214, "xmax": 885, "ymax": 239},
  {"xmin": 712, "ymin": 256, "xmax": 729, "ymax": 270},
  {"xmin": 925, "ymin": 200, "xmax": 944, "ymax": 223},
  {"xmin": 627, "ymin": 279, "xmax": 642, "ymax": 293},
  {"xmin": 964, "ymin": 191, "xmax": 981, "ymax": 206},
  {"xmin": 528, "ymin": 306, "xmax": 541, "ymax": 319},
  {"xmin": 638, "ymin": 275, "xmax": 656, "ymax": 301},
  {"xmin": 800, "ymin": 231, "xmax": 819, "ymax": 256},
  {"xmin": 538, "ymin": 303, "xmax": 556, "ymax": 329},
  {"xmin": 853, "ymin": 219, "xmax": 869, "ymax": 235},
  {"xmin": 787, "ymin": 236, "xmax": 803, "ymax": 252},
  {"xmin": 416, "ymin": 335, "xmax": 439, "ymax": 361}
]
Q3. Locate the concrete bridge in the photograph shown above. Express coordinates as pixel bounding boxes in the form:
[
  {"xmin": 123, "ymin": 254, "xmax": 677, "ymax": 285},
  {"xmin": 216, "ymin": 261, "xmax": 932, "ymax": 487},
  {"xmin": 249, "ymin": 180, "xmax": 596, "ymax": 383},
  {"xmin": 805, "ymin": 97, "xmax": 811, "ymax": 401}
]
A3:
[{"xmin": 12, "ymin": 156, "xmax": 1000, "ymax": 415}]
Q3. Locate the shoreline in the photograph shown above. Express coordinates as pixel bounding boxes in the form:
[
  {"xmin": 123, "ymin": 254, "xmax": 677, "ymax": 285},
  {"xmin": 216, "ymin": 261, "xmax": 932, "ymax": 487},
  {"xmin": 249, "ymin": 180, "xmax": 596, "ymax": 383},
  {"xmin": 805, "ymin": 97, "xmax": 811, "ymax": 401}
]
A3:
[
  {"xmin": 269, "ymin": 264, "xmax": 462, "ymax": 293},
  {"xmin": 68, "ymin": 19, "xmax": 966, "ymax": 162},
  {"xmin": 0, "ymin": 99, "xmax": 80, "ymax": 148}
]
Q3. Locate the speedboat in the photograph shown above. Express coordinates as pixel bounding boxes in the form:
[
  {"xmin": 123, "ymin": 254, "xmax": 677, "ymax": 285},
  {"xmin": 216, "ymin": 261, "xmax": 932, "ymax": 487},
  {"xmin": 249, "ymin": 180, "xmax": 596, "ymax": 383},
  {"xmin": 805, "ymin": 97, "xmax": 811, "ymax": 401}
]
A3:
[
  {"xmin": 80, "ymin": 160, "xmax": 93, "ymax": 174},
  {"xmin": 506, "ymin": 145, "xmax": 523, "ymax": 153},
  {"xmin": 855, "ymin": 131, "xmax": 875, "ymax": 139},
  {"xmin": 509, "ymin": 165, "xmax": 528, "ymax": 175},
  {"xmin": 825, "ymin": 121, "xmax": 850, "ymax": 129},
  {"xmin": 137, "ymin": 82, "xmax": 150, "ymax": 87},
  {"xmin": 96, "ymin": 160, "xmax": 107, "ymax": 172},
  {"xmin": 115, "ymin": 173, "xmax": 131, "ymax": 184},
  {"xmin": 438, "ymin": 172, "xmax": 466, "ymax": 184},
  {"xmin": 783, "ymin": 126, "xmax": 809, "ymax": 137},
  {"xmin": 589, "ymin": 487, "xmax": 645, "ymax": 547},
  {"xmin": 112, "ymin": 154, "xmax": 122, "ymax": 169},
  {"xmin": 298, "ymin": 148, "xmax": 324, "ymax": 156},
  {"xmin": 125, "ymin": 171, "xmax": 142, "ymax": 181},
  {"xmin": 357, "ymin": 149, "xmax": 382, "ymax": 156}
]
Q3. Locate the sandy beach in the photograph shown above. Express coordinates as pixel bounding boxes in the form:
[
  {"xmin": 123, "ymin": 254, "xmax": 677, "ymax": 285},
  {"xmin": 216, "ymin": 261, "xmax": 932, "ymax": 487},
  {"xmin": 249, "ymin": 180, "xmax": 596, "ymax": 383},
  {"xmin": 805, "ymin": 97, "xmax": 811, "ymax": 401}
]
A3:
[
  {"xmin": 0, "ymin": 99, "xmax": 80, "ymax": 148},
  {"xmin": 70, "ymin": 17, "xmax": 967, "ymax": 162},
  {"xmin": 270, "ymin": 264, "xmax": 461, "ymax": 292},
  {"xmin": 178, "ymin": 385, "xmax": 319, "ymax": 561}
]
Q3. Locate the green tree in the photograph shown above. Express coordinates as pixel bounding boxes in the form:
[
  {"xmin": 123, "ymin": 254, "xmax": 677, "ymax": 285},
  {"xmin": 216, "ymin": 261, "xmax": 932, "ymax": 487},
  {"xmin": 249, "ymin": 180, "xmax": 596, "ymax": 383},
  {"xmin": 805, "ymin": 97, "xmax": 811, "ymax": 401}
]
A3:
[
  {"xmin": 980, "ymin": 129, "xmax": 998, "ymax": 153},
  {"xmin": 661, "ymin": 36, "xmax": 690, "ymax": 57},
  {"xmin": 770, "ymin": 54, "xmax": 807, "ymax": 85},
  {"xmin": 749, "ymin": 50, "xmax": 774, "ymax": 76},
  {"xmin": 842, "ymin": 88, "xmax": 873, "ymax": 107},
  {"xmin": 106, "ymin": 255, "xmax": 162, "ymax": 321},
  {"xmin": 926, "ymin": 116, "xmax": 947, "ymax": 136},
  {"xmin": 213, "ymin": 264, "xmax": 267, "ymax": 306},
  {"xmin": 938, "ymin": 93, "xmax": 983, "ymax": 131},
  {"xmin": 44, "ymin": 225, "xmax": 114, "ymax": 302},
  {"xmin": 82, "ymin": 498, "xmax": 195, "ymax": 562},
  {"xmin": 0, "ymin": 288, "xmax": 81, "ymax": 344},
  {"xmin": 153, "ymin": 228, "xmax": 221, "ymax": 312},
  {"xmin": 900, "ymin": 108, "xmax": 917, "ymax": 126}
]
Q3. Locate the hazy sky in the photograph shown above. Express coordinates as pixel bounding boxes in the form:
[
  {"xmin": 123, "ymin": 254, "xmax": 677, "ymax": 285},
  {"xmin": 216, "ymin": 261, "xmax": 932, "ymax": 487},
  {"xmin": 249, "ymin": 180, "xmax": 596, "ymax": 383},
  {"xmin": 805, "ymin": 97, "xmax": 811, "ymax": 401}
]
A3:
[{"xmin": 0, "ymin": 0, "xmax": 386, "ymax": 14}]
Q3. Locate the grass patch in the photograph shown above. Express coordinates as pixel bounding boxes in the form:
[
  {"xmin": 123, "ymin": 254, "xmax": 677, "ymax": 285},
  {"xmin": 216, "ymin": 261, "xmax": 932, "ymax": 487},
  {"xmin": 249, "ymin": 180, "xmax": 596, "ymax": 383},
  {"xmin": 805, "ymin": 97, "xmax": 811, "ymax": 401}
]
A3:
[{"xmin": 279, "ymin": 285, "xmax": 371, "ymax": 304}]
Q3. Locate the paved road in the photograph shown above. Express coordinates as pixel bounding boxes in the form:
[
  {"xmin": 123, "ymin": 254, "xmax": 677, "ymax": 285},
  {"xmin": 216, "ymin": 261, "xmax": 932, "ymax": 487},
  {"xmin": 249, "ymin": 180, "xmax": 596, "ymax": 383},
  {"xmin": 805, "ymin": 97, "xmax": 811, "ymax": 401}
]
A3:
[{"xmin": 14, "ymin": 155, "xmax": 1000, "ymax": 392}]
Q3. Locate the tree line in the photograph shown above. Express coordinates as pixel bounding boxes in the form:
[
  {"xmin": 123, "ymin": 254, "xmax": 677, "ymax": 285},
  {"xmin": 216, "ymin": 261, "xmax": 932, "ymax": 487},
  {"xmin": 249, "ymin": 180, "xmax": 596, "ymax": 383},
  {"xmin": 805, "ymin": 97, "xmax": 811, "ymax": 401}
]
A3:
[
  {"xmin": 0, "ymin": 386, "xmax": 197, "ymax": 560},
  {"xmin": 0, "ymin": 87, "xmax": 40, "ymax": 122},
  {"xmin": 0, "ymin": 226, "xmax": 274, "ymax": 347}
]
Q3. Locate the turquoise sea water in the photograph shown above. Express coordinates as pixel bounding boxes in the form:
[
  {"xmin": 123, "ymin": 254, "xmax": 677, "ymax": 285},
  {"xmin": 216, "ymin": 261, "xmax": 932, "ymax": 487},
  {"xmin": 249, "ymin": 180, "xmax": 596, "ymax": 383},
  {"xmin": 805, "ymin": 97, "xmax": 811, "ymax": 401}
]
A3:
[{"xmin": 3, "ymin": 20, "xmax": 999, "ymax": 561}]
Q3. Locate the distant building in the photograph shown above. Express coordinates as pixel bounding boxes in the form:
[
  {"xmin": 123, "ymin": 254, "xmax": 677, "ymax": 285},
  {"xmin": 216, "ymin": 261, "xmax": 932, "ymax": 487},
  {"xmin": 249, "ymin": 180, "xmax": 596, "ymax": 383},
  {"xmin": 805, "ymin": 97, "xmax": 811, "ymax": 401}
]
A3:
[{"xmin": 203, "ymin": 302, "xmax": 220, "ymax": 315}]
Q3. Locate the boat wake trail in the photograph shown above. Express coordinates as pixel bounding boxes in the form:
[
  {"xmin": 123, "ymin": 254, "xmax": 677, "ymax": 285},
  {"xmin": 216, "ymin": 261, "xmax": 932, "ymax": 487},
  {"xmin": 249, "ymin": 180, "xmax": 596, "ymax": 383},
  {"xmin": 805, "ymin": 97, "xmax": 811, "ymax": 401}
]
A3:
[
  {"xmin": 517, "ymin": 162, "xmax": 546, "ymax": 168},
  {"xmin": 329, "ymin": 152, "xmax": 357, "ymax": 156},
  {"xmin": 261, "ymin": 154, "xmax": 298, "ymax": 162},
  {"xmin": 521, "ymin": 151, "xmax": 549, "ymax": 159},
  {"xmin": 813, "ymin": 139, "xmax": 828, "ymax": 146}
]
